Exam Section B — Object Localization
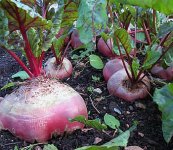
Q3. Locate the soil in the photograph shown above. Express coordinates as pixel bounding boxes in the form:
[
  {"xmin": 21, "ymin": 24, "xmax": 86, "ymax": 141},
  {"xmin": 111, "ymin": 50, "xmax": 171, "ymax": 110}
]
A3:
[{"xmin": 0, "ymin": 49, "xmax": 173, "ymax": 150}]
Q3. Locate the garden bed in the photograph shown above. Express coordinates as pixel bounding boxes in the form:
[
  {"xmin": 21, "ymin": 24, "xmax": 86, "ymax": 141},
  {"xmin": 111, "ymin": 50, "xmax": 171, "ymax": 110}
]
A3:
[{"xmin": 0, "ymin": 50, "xmax": 172, "ymax": 150}]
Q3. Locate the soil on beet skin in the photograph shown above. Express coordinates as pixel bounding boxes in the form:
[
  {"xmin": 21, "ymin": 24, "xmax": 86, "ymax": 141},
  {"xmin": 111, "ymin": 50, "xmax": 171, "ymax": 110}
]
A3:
[{"xmin": 0, "ymin": 49, "xmax": 173, "ymax": 150}]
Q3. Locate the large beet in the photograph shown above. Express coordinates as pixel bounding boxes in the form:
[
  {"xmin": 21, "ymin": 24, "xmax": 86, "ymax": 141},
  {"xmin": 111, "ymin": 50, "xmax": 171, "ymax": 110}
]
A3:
[
  {"xmin": 103, "ymin": 58, "xmax": 129, "ymax": 81},
  {"xmin": 0, "ymin": 77, "xmax": 87, "ymax": 142},
  {"xmin": 107, "ymin": 69, "xmax": 150, "ymax": 102},
  {"xmin": 71, "ymin": 30, "xmax": 83, "ymax": 49},
  {"xmin": 44, "ymin": 57, "xmax": 73, "ymax": 79},
  {"xmin": 97, "ymin": 38, "xmax": 117, "ymax": 58},
  {"xmin": 151, "ymin": 64, "xmax": 173, "ymax": 81}
]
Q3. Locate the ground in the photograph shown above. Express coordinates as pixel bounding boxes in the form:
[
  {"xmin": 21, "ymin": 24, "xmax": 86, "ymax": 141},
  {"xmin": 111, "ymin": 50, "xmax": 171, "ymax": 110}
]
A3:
[{"xmin": 0, "ymin": 49, "xmax": 173, "ymax": 150}]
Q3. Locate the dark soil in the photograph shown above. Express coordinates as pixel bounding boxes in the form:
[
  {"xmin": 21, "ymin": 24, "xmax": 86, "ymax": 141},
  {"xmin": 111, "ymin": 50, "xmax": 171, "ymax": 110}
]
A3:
[{"xmin": 0, "ymin": 49, "xmax": 173, "ymax": 150}]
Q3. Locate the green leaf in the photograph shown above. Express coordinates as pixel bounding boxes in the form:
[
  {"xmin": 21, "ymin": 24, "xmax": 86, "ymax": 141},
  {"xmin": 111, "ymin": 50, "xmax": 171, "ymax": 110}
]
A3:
[
  {"xmin": 114, "ymin": 28, "xmax": 132, "ymax": 54},
  {"xmin": 43, "ymin": 144, "xmax": 58, "ymax": 150},
  {"xmin": 132, "ymin": 58, "xmax": 140, "ymax": 78},
  {"xmin": 61, "ymin": 2, "xmax": 78, "ymax": 28},
  {"xmin": 104, "ymin": 113, "xmax": 120, "ymax": 129},
  {"xmin": 76, "ymin": 0, "xmax": 108, "ymax": 44},
  {"xmin": 12, "ymin": 71, "xmax": 30, "ymax": 80},
  {"xmin": 70, "ymin": 115, "xmax": 107, "ymax": 130},
  {"xmin": 89, "ymin": 54, "xmax": 104, "ymax": 69},
  {"xmin": 119, "ymin": 10, "xmax": 132, "ymax": 30},
  {"xmin": 103, "ymin": 130, "xmax": 130, "ymax": 147},
  {"xmin": 76, "ymin": 129, "xmax": 131, "ymax": 150},
  {"xmin": 117, "ymin": 0, "xmax": 173, "ymax": 15},
  {"xmin": 0, "ymin": 0, "xmax": 52, "ymax": 32},
  {"xmin": 14, "ymin": 146, "xmax": 19, "ymax": 150},
  {"xmin": 153, "ymin": 83, "xmax": 173, "ymax": 143},
  {"xmin": 27, "ymin": 28, "xmax": 41, "ymax": 58},
  {"xmin": 142, "ymin": 49, "xmax": 161, "ymax": 70},
  {"xmin": 100, "ymin": 32, "xmax": 111, "ymax": 42},
  {"xmin": 136, "ymin": 32, "xmax": 146, "ymax": 42},
  {"xmin": 0, "ymin": 9, "xmax": 11, "ymax": 49},
  {"xmin": 163, "ymin": 47, "xmax": 173, "ymax": 67},
  {"xmin": 52, "ymin": 34, "xmax": 67, "ymax": 58},
  {"xmin": 75, "ymin": 146, "xmax": 119, "ymax": 150},
  {"xmin": 158, "ymin": 22, "xmax": 173, "ymax": 38},
  {"xmin": 0, "ymin": 82, "xmax": 15, "ymax": 91}
]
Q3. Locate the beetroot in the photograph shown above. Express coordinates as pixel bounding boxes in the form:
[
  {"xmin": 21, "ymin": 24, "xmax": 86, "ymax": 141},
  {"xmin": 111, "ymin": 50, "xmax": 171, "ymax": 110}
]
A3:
[
  {"xmin": 103, "ymin": 58, "xmax": 129, "ymax": 81},
  {"xmin": 107, "ymin": 69, "xmax": 150, "ymax": 102},
  {"xmin": 71, "ymin": 30, "xmax": 83, "ymax": 49},
  {"xmin": 0, "ymin": 77, "xmax": 88, "ymax": 142},
  {"xmin": 44, "ymin": 57, "xmax": 73, "ymax": 79},
  {"xmin": 97, "ymin": 38, "xmax": 117, "ymax": 57},
  {"xmin": 151, "ymin": 64, "xmax": 173, "ymax": 81}
]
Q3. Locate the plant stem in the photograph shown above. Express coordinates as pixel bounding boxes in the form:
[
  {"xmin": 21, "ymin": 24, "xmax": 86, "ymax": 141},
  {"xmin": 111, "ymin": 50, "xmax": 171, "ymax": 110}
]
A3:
[
  {"xmin": 20, "ymin": 25, "xmax": 40, "ymax": 76},
  {"xmin": 115, "ymin": 36, "xmax": 132, "ymax": 82},
  {"xmin": 15, "ymin": 6, "xmax": 41, "ymax": 77},
  {"xmin": 138, "ymin": 41, "xmax": 173, "ymax": 82},
  {"xmin": 51, "ymin": 44, "xmax": 61, "ymax": 64},
  {"xmin": 153, "ymin": 9, "xmax": 157, "ymax": 35},
  {"xmin": 142, "ymin": 21, "xmax": 151, "ymax": 45},
  {"xmin": 152, "ymin": 41, "xmax": 173, "ymax": 68},
  {"xmin": 4, "ymin": 48, "xmax": 33, "ymax": 78},
  {"xmin": 155, "ymin": 32, "xmax": 171, "ymax": 50},
  {"xmin": 60, "ymin": 39, "xmax": 71, "ymax": 64}
]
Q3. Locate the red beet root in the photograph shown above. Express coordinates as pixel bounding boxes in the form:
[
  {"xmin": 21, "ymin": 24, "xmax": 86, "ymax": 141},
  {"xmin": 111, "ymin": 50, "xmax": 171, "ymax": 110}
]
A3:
[
  {"xmin": 0, "ymin": 77, "xmax": 88, "ymax": 142},
  {"xmin": 44, "ymin": 57, "xmax": 73, "ymax": 79},
  {"xmin": 97, "ymin": 38, "xmax": 117, "ymax": 58},
  {"xmin": 151, "ymin": 64, "xmax": 173, "ymax": 81},
  {"xmin": 107, "ymin": 69, "xmax": 150, "ymax": 102},
  {"xmin": 71, "ymin": 30, "xmax": 83, "ymax": 49},
  {"xmin": 103, "ymin": 58, "xmax": 129, "ymax": 81}
]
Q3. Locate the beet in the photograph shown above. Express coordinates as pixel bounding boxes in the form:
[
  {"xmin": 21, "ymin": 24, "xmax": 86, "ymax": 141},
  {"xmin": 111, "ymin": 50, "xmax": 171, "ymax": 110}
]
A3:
[
  {"xmin": 71, "ymin": 30, "xmax": 83, "ymax": 49},
  {"xmin": 0, "ymin": 77, "xmax": 88, "ymax": 142},
  {"xmin": 103, "ymin": 58, "xmax": 129, "ymax": 81},
  {"xmin": 44, "ymin": 57, "xmax": 73, "ymax": 79},
  {"xmin": 97, "ymin": 38, "xmax": 117, "ymax": 58},
  {"xmin": 107, "ymin": 69, "xmax": 150, "ymax": 102},
  {"xmin": 151, "ymin": 64, "xmax": 173, "ymax": 81}
]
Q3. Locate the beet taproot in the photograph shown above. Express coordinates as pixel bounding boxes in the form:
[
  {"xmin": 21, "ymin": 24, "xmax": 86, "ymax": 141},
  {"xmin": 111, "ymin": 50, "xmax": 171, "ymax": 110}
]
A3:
[
  {"xmin": 107, "ymin": 69, "xmax": 150, "ymax": 102},
  {"xmin": 0, "ymin": 77, "xmax": 88, "ymax": 142}
]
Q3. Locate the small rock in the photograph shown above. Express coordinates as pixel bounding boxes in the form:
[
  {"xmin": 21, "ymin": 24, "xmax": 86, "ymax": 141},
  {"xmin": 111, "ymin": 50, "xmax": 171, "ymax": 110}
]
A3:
[
  {"xmin": 95, "ymin": 97, "xmax": 103, "ymax": 102},
  {"xmin": 109, "ymin": 101, "xmax": 122, "ymax": 114},
  {"xmin": 82, "ymin": 128, "xmax": 93, "ymax": 133},
  {"xmin": 138, "ymin": 132, "xmax": 144, "ymax": 137},
  {"xmin": 93, "ymin": 88, "xmax": 102, "ymax": 94},
  {"xmin": 126, "ymin": 124, "xmax": 130, "ymax": 128},
  {"xmin": 129, "ymin": 106, "xmax": 134, "ymax": 111},
  {"xmin": 135, "ymin": 102, "xmax": 146, "ymax": 109},
  {"xmin": 35, "ymin": 146, "xmax": 42, "ymax": 150},
  {"xmin": 125, "ymin": 146, "xmax": 143, "ymax": 150},
  {"xmin": 93, "ymin": 137, "xmax": 102, "ymax": 144},
  {"xmin": 113, "ymin": 108, "xmax": 122, "ymax": 114},
  {"xmin": 126, "ymin": 111, "xmax": 130, "ymax": 114}
]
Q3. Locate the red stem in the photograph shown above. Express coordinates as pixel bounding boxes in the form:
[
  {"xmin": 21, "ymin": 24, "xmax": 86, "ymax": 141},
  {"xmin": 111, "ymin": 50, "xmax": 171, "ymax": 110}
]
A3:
[
  {"xmin": 155, "ymin": 32, "xmax": 171, "ymax": 50},
  {"xmin": 60, "ymin": 40, "xmax": 71, "ymax": 64},
  {"xmin": 153, "ymin": 10, "xmax": 156, "ymax": 35},
  {"xmin": 14, "ymin": 6, "xmax": 41, "ymax": 77},
  {"xmin": 142, "ymin": 21, "xmax": 151, "ymax": 45},
  {"xmin": 4, "ymin": 48, "xmax": 33, "ymax": 78},
  {"xmin": 138, "ymin": 41, "xmax": 173, "ymax": 82},
  {"xmin": 115, "ymin": 36, "xmax": 132, "ymax": 82},
  {"xmin": 128, "ymin": 29, "xmax": 149, "ymax": 34},
  {"xmin": 51, "ymin": 44, "xmax": 61, "ymax": 64}
]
